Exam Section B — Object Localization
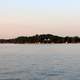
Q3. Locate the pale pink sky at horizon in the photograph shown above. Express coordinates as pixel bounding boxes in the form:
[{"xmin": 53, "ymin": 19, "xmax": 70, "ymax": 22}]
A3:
[{"xmin": 0, "ymin": 0, "xmax": 80, "ymax": 38}]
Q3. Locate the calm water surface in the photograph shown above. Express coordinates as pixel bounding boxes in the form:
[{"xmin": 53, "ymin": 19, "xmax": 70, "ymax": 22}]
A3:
[{"xmin": 0, "ymin": 44, "xmax": 80, "ymax": 80}]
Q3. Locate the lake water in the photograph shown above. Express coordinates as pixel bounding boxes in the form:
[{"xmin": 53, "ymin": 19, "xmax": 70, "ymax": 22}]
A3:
[{"xmin": 0, "ymin": 44, "xmax": 80, "ymax": 80}]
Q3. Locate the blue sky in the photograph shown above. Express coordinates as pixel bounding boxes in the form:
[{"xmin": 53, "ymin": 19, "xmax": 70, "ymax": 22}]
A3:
[
  {"xmin": 0, "ymin": 0, "xmax": 80, "ymax": 38},
  {"xmin": 0, "ymin": 0, "xmax": 80, "ymax": 17},
  {"xmin": 0, "ymin": 0, "xmax": 79, "ymax": 9}
]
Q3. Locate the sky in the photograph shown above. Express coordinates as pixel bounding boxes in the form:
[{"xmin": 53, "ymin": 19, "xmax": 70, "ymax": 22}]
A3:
[{"xmin": 0, "ymin": 0, "xmax": 80, "ymax": 38}]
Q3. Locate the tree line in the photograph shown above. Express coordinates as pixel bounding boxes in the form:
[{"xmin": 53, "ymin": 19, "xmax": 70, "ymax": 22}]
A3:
[{"xmin": 0, "ymin": 34, "xmax": 80, "ymax": 44}]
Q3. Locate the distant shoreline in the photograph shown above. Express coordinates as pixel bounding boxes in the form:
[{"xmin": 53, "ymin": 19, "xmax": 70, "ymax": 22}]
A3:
[{"xmin": 0, "ymin": 34, "xmax": 80, "ymax": 44}]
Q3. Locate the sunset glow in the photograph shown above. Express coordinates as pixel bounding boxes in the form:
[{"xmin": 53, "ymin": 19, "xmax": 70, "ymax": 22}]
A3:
[{"xmin": 0, "ymin": 0, "xmax": 80, "ymax": 38}]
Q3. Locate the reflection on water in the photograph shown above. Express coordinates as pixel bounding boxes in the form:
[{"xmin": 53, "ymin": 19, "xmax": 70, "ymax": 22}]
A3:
[{"xmin": 0, "ymin": 44, "xmax": 80, "ymax": 80}]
